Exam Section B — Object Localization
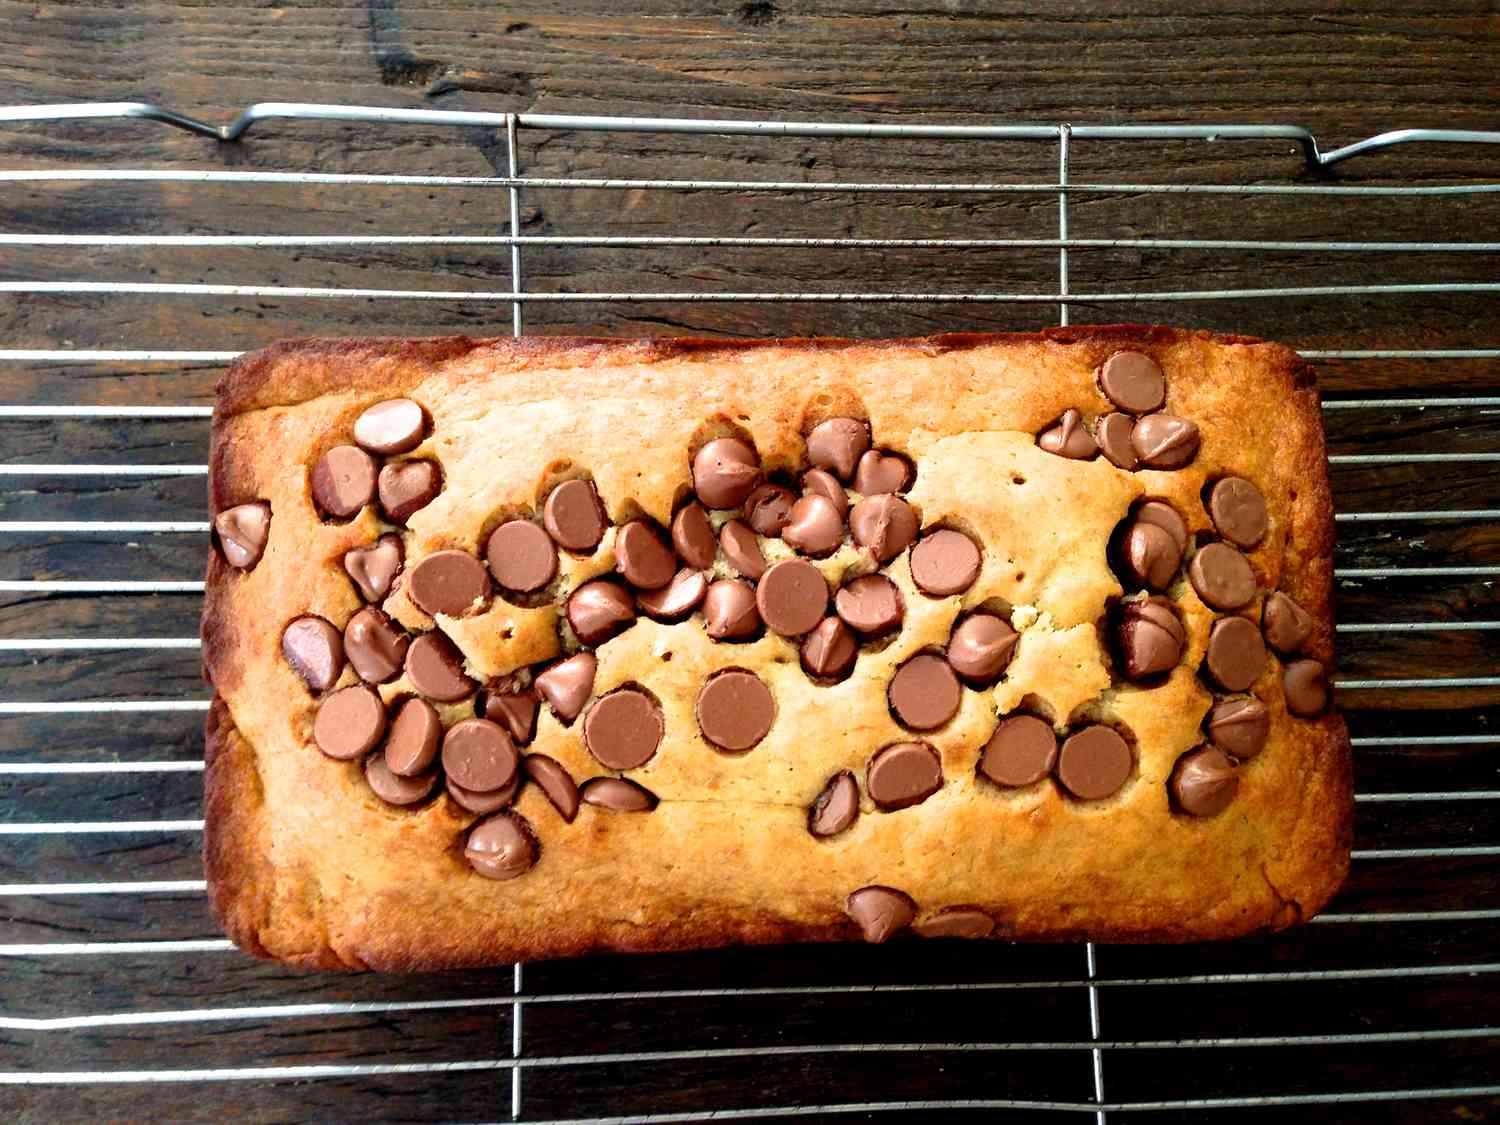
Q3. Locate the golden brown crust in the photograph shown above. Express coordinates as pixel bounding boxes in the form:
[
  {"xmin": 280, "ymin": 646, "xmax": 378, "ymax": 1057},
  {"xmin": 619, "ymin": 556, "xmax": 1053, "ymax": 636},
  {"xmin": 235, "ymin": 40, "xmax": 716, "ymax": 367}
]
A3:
[{"xmin": 203, "ymin": 325, "xmax": 1351, "ymax": 970}]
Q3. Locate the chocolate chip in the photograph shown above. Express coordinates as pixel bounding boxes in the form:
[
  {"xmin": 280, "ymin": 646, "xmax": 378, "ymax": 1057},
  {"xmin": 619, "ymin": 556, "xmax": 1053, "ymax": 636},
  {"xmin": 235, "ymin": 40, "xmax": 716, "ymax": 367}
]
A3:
[
  {"xmin": 543, "ymin": 479, "xmax": 608, "ymax": 551},
  {"xmin": 849, "ymin": 493, "xmax": 918, "ymax": 563},
  {"xmin": 313, "ymin": 686, "xmax": 387, "ymax": 760},
  {"xmin": 946, "ymin": 614, "xmax": 1019, "ymax": 686},
  {"xmin": 525, "ymin": 754, "xmax": 580, "ymax": 822},
  {"xmin": 1171, "ymin": 746, "xmax": 1239, "ymax": 817},
  {"xmin": 408, "ymin": 550, "xmax": 490, "ymax": 617},
  {"xmin": 637, "ymin": 568, "xmax": 708, "ymax": 620},
  {"xmin": 447, "ymin": 773, "xmax": 521, "ymax": 816},
  {"xmin": 868, "ymin": 741, "xmax": 942, "ymax": 810},
  {"xmin": 845, "ymin": 886, "xmax": 916, "ymax": 943},
  {"xmin": 442, "ymin": 717, "xmax": 519, "ymax": 791},
  {"xmin": 692, "ymin": 437, "xmax": 760, "ymax": 509},
  {"xmin": 853, "ymin": 449, "xmax": 914, "ymax": 495},
  {"xmin": 914, "ymin": 909, "xmax": 995, "ymax": 939},
  {"xmin": 353, "ymin": 398, "xmax": 427, "ymax": 455},
  {"xmin": 696, "ymin": 670, "xmax": 775, "ymax": 752},
  {"xmin": 801, "ymin": 468, "xmax": 849, "ymax": 518},
  {"xmin": 365, "ymin": 751, "xmax": 438, "ymax": 806},
  {"xmin": 756, "ymin": 559, "xmax": 829, "ymax": 636},
  {"xmin": 344, "ymin": 606, "xmax": 410, "ymax": 684},
  {"xmin": 702, "ymin": 579, "xmax": 762, "ymax": 640},
  {"xmin": 910, "ymin": 529, "xmax": 982, "ymax": 597},
  {"xmin": 580, "ymin": 776, "xmax": 658, "ymax": 812},
  {"xmin": 404, "ymin": 631, "xmax": 475, "ymax": 702},
  {"xmin": 1284, "ymin": 659, "xmax": 1330, "ymax": 717},
  {"xmin": 1208, "ymin": 477, "xmax": 1268, "ymax": 549},
  {"xmin": 1121, "ymin": 520, "xmax": 1181, "ymax": 591},
  {"xmin": 1132, "ymin": 414, "xmax": 1200, "ymax": 470},
  {"xmin": 378, "ymin": 459, "xmax": 442, "ymax": 524},
  {"xmin": 384, "ymin": 697, "xmax": 442, "ymax": 776},
  {"xmin": 1205, "ymin": 696, "xmax": 1270, "ymax": 760},
  {"xmin": 282, "ymin": 615, "xmax": 344, "ymax": 691},
  {"xmin": 1205, "ymin": 616, "xmax": 1267, "ymax": 692},
  {"xmin": 1098, "ymin": 351, "xmax": 1166, "ymax": 414},
  {"xmin": 1037, "ymin": 409, "xmax": 1098, "ymax": 460},
  {"xmin": 566, "ymin": 579, "xmax": 636, "ymax": 645},
  {"xmin": 1118, "ymin": 596, "xmax": 1186, "ymax": 681},
  {"xmin": 464, "ymin": 812, "xmax": 537, "ymax": 880},
  {"xmin": 1057, "ymin": 726, "xmax": 1132, "ymax": 800},
  {"xmin": 1096, "ymin": 413, "xmax": 1137, "ymax": 470},
  {"xmin": 214, "ymin": 501, "xmax": 271, "ymax": 569},
  {"xmin": 834, "ymin": 574, "xmax": 904, "ymax": 636},
  {"xmin": 671, "ymin": 502, "xmax": 718, "ymax": 569},
  {"xmin": 808, "ymin": 770, "xmax": 859, "ymax": 837},
  {"xmin": 781, "ymin": 494, "xmax": 845, "ymax": 557},
  {"xmin": 344, "ymin": 534, "xmax": 403, "ymax": 603},
  {"xmin": 534, "ymin": 652, "xmax": 596, "ymax": 722},
  {"xmin": 1136, "ymin": 500, "xmax": 1188, "ymax": 553},
  {"xmin": 743, "ymin": 483, "xmax": 796, "ymax": 537},
  {"xmin": 311, "ymin": 445, "xmax": 377, "ymax": 520},
  {"xmin": 806, "ymin": 417, "xmax": 870, "ymax": 482},
  {"xmin": 485, "ymin": 520, "xmax": 558, "ymax": 594},
  {"xmin": 978, "ymin": 714, "xmax": 1058, "ymax": 787},
  {"xmin": 1188, "ymin": 542, "xmax": 1257, "ymax": 611},
  {"xmin": 801, "ymin": 616, "xmax": 858, "ymax": 680},
  {"xmin": 1262, "ymin": 591, "xmax": 1313, "ymax": 655},
  {"xmin": 719, "ymin": 519, "xmax": 768, "ymax": 580},
  {"xmin": 481, "ymin": 676, "xmax": 539, "ymax": 744},
  {"xmin": 614, "ymin": 520, "xmax": 676, "ymax": 591},
  {"xmin": 583, "ymin": 687, "xmax": 663, "ymax": 769},
  {"xmin": 888, "ymin": 654, "xmax": 962, "ymax": 731}
]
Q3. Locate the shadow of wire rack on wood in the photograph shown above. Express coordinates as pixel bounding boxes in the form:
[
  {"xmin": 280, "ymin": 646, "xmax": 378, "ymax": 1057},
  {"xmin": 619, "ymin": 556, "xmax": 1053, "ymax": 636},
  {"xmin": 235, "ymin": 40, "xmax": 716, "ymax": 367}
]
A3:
[{"xmin": 0, "ymin": 101, "xmax": 1497, "ymax": 1124}]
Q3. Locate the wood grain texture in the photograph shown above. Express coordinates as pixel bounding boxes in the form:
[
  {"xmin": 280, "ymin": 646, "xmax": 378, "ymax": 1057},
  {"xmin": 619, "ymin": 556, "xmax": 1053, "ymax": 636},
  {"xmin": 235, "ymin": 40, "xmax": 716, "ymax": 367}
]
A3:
[{"xmin": 1, "ymin": 2, "xmax": 1497, "ymax": 1122}]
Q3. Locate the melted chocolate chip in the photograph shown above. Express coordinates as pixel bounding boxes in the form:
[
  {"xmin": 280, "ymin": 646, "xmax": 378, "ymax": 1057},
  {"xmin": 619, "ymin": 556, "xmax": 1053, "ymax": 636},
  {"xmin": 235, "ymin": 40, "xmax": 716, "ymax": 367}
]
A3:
[
  {"xmin": 1136, "ymin": 500, "xmax": 1188, "ymax": 553},
  {"xmin": 1204, "ymin": 616, "xmax": 1267, "ymax": 693},
  {"xmin": 853, "ymin": 449, "xmax": 915, "ymax": 495},
  {"xmin": 483, "ymin": 681, "xmax": 539, "ymax": 745},
  {"xmin": 580, "ymin": 776, "xmax": 658, "ymax": 812},
  {"xmin": 1262, "ymin": 591, "xmax": 1313, "ymax": 655},
  {"xmin": 1170, "ymin": 746, "xmax": 1239, "ymax": 817},
  {"xmin": 1284, "ymin": 659, "xmax": 1330, "ymax": 717},
  {"xmin": 353, "ymin": 398, "xmax": 428, "ymax": 455},
  {"xmin": 1037, "ymin": 409, "xmax": 1098, "ymax": 460},
  {"xmin": 442, "ymin": 717, "xmax": 519, "ymax": 792},
  {"xmin": 524, "ymin": 754, "xmax": 580, "ymax": 822},
  {"xmin": 566, "ymin": 579, "xmax": 636, "ymax": 646},
  {"xmin": 888, "ymin": 654, "xmax": 962, "ymax": 731},
  {"xmin": 365, "ymin": 751, "xmax": 438, "ymax": 807},
  {"xmin": 344, "ymin": 534, "xmax": 403, "ymax": 603},
  {"xmin": 946, "ymin": 614, "xmax": 1019, "ymax": 686},
  {"xmin": 485, "ymin": 520, "xmax": 558, "ymax": 594},
  {"xmin": 845, "ymin": 885, "xmax": 916, "ymax": 943},
  {"xmin": 1118, "ymin": 596, "xmax": 1186, "ymax": 681},
  {"xmin": 534, "ymin": 652, "xmax": 596, "ymax": 722},
  {"xmin": 781, "ymin": 494, "xmax": 845, "ymax": 557},
  {"xmin": 1132, "ymin": 414, "xmax": 1200, "ymax": 470},
  {"xmin": 909, "ymin": 529, "xmax": 982, "ymax": 596},
  {"xmin": 808, "ymin": 770, "xmax": 860, "ymax": 837},
  {"xmin": 1188, "ymin": 542, "xmax": 1257, "ymax": 611},
  {"xmin": 801, "ymin": 616, "xmax": 858, "ymax": 680},
  {"xmin": 806, "ymin": 418, "xmax": 870, "ymax": 482},
  {"xmin": 614, "ymin": 520, "xmax": 676, "ymax": 590},
  {"xmin": 744, "ymin": 483, "xmax": 796, "ymax": 537},
  {"xmin": 1121, "ymin": 520, "xmax": 1181, "ymax": 591},
  {"xmin": 214, "ymin": 501, "xmax": 271, "ymax": 569},
  {"xmin": 692, "ymin": 437, "xmax": 760, "ymax": 509},
  {"xmin": 978, "ymin": 714, "xmax": 1058, "ymax": 787},
  {"xmin": 313, "ymin": 686, "xmax": 387, "ymax": 761},
  {"xmin": 834, "ymin": 574, "xmax": 904, "ymax": 636},
  {"xmin": 409, "ymin": 550, "xmax": 491, "ymax": 617},
  {"xmin": 914, "ymin": 909, "xmax": 995, "ymax": 939},
  {"xmin": 404, "ymin": 631, "xmax": 476, "ymax": 702},
  {"xmin": 1205, "ymin": 696, "xmax": 1270, "ymax": 760},
  {"xmin": 1095, "ymin": 413, "xmax": 1138, "ymax": 470},
  {"xmin": 1057, "ymin": 726, "xmax": 1132, "ymax": 800},
  {"xmin": 1098, "ymin": 351, "xmax": 1166, "ymax": 414},
  {"xmin": 719, "ymin": 519, "xmax": 768, "ymax": 580},
  {"xmin": 696, "ymin": 669, "xmax": 775, "ymax": 752},
  {"xmin": 344, "ymin": 606, "xmax": 410, "ymax": 684},
  {"xmin": 703, "ymin": 579, "xmax": 761, "ymax": 640},
  {"xmin": 447, "ymin": 773, "xmax": 521, "ymax": 816},
  {"xmin": 849, "ymin": 493, "xmax": 918, "ymax": 563},
  {"xmin": 311, "ymin": 445, "xmax": 377, "ymax": 520},
  {"xmin": 378, "ymin": 459, "xmax": 442, "ymax": 524},
  {"xmin": 801, "ymin": 468, "xmax": 849, "ymax": 517},
  {"xmin": 1207, "ymin": 477, "xmax": 1268, "ymax": 549},
  {"xmin": 543, "ymin": 479, "xmax": 608, "ymax": 551},
  {"xmin": 464, "ymin": 812, "xmax": 537, "ymax": 879},
  {"xmin": 636, "ymin": 568, "xmax": 708, "ymax": 620},
  {"xmin": 671, "ymin": 502, "xmax": 718, "ymax": 569},
  {"xmin": 756, "ymin": 559, "xmax": 829, "ymax": 636},
  {"xmin": 584, "ymin": 687, "xmax": 664, "ymax": 769},
  {"xmin": 384, "ymin": 697, "xmax": 443, "ymax": 776},
  {"xmin": 282, "ymin": 615, "xmax": 344, "ymax": 691}
]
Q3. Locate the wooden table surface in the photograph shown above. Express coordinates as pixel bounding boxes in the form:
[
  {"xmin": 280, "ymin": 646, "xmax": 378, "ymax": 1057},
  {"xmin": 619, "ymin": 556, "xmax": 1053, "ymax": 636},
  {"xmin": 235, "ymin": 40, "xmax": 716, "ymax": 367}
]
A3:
[{"xmin": 0, "ymin": 3, "xmax": 1497, "ymax": 1122}]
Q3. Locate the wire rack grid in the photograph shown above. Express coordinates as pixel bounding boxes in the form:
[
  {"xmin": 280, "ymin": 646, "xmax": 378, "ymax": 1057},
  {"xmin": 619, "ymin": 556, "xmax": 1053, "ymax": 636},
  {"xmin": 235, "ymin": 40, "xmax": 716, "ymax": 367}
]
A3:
[{"xmin": 0, "ymin": 102, "xmax": 1497, "ymax": 1123}]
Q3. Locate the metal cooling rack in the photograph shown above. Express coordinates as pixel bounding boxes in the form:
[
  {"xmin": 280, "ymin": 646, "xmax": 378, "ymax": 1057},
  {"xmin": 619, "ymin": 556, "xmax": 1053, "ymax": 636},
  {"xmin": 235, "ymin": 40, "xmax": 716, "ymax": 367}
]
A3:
[{"xmin": 0, "ymin": 102, "xmax": 1498, "ymax": 1122}]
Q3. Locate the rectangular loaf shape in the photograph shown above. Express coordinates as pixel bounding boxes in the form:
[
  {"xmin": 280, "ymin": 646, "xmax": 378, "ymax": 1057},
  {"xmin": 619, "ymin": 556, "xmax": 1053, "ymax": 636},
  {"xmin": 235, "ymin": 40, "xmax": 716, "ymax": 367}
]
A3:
[{"xmin": 203, "ymin": 326, "xmax": 1351, "ymax": 970}]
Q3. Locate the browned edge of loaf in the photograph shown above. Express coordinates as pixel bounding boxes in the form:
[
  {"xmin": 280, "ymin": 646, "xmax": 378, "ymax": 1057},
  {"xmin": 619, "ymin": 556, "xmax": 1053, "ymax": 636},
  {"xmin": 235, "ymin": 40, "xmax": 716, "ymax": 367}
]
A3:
[{"xmin": 202, "ymin": 325, "xmax": 1353, "ymax": 971}]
